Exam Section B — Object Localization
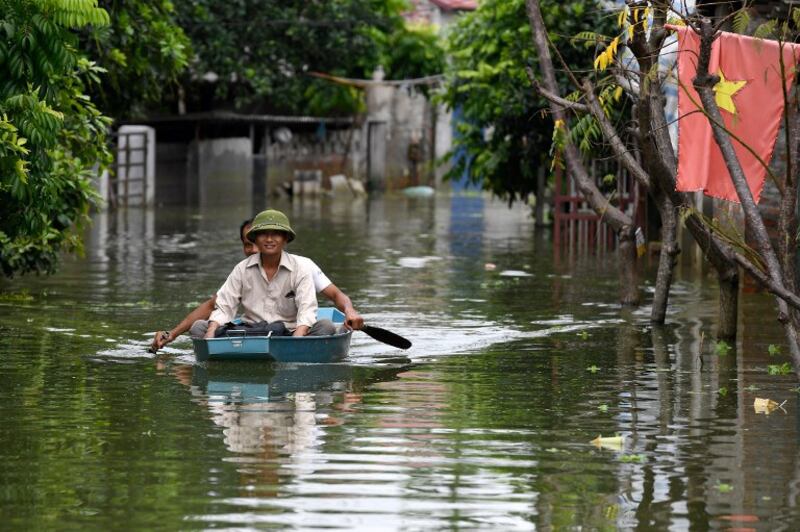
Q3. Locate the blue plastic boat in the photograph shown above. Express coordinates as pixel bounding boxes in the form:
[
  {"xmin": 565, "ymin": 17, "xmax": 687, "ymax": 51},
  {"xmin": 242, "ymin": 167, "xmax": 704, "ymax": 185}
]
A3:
[{"xmin": 192, "ymin": 308, "xmax": 352, "ymax": 362}]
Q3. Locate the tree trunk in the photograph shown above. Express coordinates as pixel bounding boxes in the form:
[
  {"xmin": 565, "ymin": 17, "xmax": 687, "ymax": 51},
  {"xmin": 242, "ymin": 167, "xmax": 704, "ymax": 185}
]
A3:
[
  {"xmin": 616, "ymin": 18, "xmax": 681, "ymax": 321},
  {"xmin": 778, "ymin": 165, "xmax": 799, "ymax": 332},
  {"xmin": 619, "ymin": 226, "xmax": 640, "ymax": 306},
  {"xmin": 717, "ymin": 269, "xmax": 739, "ymax": 340},
  {"xmin": 779, "ymin": 84, "xmax": 799, "ymax": 330},
  {"xmin": 651, "ymin": 192, "xmax": 679, "ymax": 323},
  {"xmin": 624, "ymin": 5, "xmax": 745, "ymax": 335}
]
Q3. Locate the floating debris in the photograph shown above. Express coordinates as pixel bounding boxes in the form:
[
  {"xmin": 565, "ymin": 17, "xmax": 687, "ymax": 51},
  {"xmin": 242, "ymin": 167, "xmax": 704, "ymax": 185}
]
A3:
[
  {"xmin": 591, "ymin": 434, "xmax": 624, "ymax": 450},
  {"xmin": 402, "ymin": 186, "xmax": 435, "ymax": 198},
  {"xmin": 499, "ymin": 270, "xmax": 533, "ymax": 277},
  {"xmin": 753, "ymin": 397, "xmax": 786, "ymax": 414},
  {"xmin": 398, "ymin": 256, "xmax": 441, "ymax": 268}
]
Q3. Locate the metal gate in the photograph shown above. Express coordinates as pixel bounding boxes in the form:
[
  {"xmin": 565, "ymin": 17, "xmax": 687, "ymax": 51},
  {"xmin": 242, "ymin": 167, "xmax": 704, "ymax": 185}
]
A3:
[
  {"xmin": 108, "ymin": 130, "xmax": 149, "ymax": 208},
  {"xmin": 552, "ymin": 159, "xmax": 644, "ymax": 260}
]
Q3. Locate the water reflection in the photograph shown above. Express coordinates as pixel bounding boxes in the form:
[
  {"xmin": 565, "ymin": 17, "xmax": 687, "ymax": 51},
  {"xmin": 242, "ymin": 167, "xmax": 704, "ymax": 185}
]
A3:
[{"xmin": 173, "ymin": 361, "xmax": 408, "ymax": 457}]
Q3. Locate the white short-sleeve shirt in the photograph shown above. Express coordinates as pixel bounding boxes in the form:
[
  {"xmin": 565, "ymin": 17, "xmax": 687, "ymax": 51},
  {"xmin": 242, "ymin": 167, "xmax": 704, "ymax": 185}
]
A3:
[{"xmin": 297, "ymin": 256, "xmax": 332, "ymax": 293}]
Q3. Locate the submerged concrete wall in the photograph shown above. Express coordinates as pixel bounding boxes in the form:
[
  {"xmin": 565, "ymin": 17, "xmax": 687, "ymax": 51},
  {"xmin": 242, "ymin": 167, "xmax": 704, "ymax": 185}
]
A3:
[
  {"xmin": 155, "ymin": 142, "xmax": 190, "ymax": 203},
  {"xmin": 383, "ymin": 88, "xmax": 432, "ymax": 189},
  {"xmin": 364, "ymin": 70, "xmax": 441, "ymax": 190},
  {"xmin": 265, "ymin": 129, "xmax": 360, "ymax": 195},
  {"xmin": 136, "ymin": 80, "xmax": 454, "ymax": 207},
  {"xmin": 192, "ymin": 138, "xmax": 252, "ymax": 207}
]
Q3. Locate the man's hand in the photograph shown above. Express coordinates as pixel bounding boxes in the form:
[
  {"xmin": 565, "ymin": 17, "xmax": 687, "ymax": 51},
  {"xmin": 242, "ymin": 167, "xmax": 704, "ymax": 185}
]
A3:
[
  {"xmin": 293, "ymin": 325, "xmax": 310, "ymax": 337},
  {"xmin": 344, "ymin": 309, "xmax": 364, "ymax": 330},
  {"xmin": 149, "ymin": 331, "xmax": 171, "ymax": 353}
]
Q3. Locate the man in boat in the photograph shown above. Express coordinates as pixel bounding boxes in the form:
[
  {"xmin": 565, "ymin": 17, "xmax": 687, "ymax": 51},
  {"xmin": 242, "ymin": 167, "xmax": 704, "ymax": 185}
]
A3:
[
  {"xmin": 194, "ymin": 208, "xmax": 339, "ymax": 339},
  {"xmin": 150, "ymin": 212, "xmax": 363, "ymax": 350}
]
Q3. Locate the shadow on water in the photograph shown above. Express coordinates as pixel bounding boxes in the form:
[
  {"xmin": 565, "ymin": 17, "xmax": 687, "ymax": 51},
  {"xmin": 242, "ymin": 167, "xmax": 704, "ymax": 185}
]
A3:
[{"xmin": 2, "ymin": 195, "xmax": 800, "ymax": 529}]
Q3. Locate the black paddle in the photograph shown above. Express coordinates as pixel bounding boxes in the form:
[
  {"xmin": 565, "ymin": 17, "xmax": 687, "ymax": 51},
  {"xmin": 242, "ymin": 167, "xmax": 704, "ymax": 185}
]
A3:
[{"xmin": 360, "ymin": 325, "xmax": 411, "ymax": 349}]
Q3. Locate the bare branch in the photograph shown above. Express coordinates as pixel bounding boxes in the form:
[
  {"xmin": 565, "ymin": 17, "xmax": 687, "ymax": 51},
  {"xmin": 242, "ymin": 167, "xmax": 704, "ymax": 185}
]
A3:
[
  {"xmin": 614, "ymin": 70, "xmax": 640, "ymax": 99},
  {"xmin": 526, "ymin": 73, "xmax": 589, "ymax": 113},
  {"xmin": 731, "ymin": 249, "xmax": 800, "ymax": 310},
  {"xmin": 581, "ymin": 79, "xmax": 651, "ymax": 188}
]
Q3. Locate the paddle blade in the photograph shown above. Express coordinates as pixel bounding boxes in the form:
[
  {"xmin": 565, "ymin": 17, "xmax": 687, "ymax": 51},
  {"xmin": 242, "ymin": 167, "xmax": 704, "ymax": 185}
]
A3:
[{"xmin": 362, "ymin": 325, "xmax": 411, "ymax": 349}]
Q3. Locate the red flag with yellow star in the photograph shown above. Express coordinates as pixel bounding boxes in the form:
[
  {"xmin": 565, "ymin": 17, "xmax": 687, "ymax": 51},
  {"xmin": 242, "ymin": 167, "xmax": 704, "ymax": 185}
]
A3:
[{"xmin": 671, "ymin": 26, "xmax": 800, "ymax": 203}]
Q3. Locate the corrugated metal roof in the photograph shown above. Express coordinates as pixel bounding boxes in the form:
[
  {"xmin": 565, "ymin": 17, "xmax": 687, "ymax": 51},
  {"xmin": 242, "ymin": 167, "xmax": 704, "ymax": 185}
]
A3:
[
  {"xmin": 429, "ymin": 0, "xmax": 477, "ymax": 10},
  {"xmin": 139, "ymin": 111, "xmax": 354, "ymax": 126}
]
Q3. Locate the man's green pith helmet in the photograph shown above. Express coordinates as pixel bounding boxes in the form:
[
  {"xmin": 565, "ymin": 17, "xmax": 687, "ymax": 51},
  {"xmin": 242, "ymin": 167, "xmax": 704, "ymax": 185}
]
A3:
[{"xmin": 247, "ymin": 209, "xmax": 296, "ymax": 242}]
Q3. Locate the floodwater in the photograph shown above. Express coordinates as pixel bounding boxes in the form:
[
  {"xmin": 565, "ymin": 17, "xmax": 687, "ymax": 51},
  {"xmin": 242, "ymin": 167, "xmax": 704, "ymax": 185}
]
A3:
[{"xmin": 1, "ymin": 194, "xmax": 799, "ymax": 530}]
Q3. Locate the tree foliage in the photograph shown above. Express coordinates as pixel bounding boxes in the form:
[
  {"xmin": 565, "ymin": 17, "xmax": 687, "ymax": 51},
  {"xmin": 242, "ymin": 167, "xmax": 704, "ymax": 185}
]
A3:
[
  {"xmin": 370, "ymin": 22, "xmax": 445, "ymax": 85},
  {"xmin": 173, "ymin": 0, "xmax": 445, "ymax": 115},
  {"xmin": 440, "ymin": 0, "xmax": 614, "ymax": 203},
  {"xmin": 0, "ymin": 0, "xmax": 112, "ymax": 277},
  {"xmin": 81, "ymin": 0, "xmax": 191, "ymax": 120}
]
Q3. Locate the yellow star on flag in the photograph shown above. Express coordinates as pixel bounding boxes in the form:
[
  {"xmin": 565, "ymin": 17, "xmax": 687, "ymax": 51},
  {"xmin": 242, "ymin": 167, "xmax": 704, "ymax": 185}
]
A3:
[{"xmin": 713, "ymin": 70, "xmax": 747, "ymax": 115}]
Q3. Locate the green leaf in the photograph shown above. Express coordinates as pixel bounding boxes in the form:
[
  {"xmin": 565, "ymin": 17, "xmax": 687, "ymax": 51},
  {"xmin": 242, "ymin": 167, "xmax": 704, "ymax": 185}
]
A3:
[
  {"xmin": 714, "ymin": 340, "xmax": 731, "ymax": 356},
  {"xmin": 768, "ymin": 363, "xmax": 792, "ymax": 376},
  {"xmin": 732, "ymin": 10, "xmax": 750, "ymax": 34},
  {"xmin": 754, "ymin": 20, "xmax": 778, "ymax": 40},
  {"xmin": 716, "ymin": 482, "xmax": 734, "ymax": 494},
  {"xmin": 619, "ymin": 454, "xmax": 646, "ymax": 463}
]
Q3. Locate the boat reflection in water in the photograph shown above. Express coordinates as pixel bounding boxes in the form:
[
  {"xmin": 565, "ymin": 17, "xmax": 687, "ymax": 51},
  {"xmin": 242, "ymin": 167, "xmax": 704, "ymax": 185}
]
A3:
[{"xmin": 187, "ymin": 361, "xmax": 410, "ymax": 456}]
